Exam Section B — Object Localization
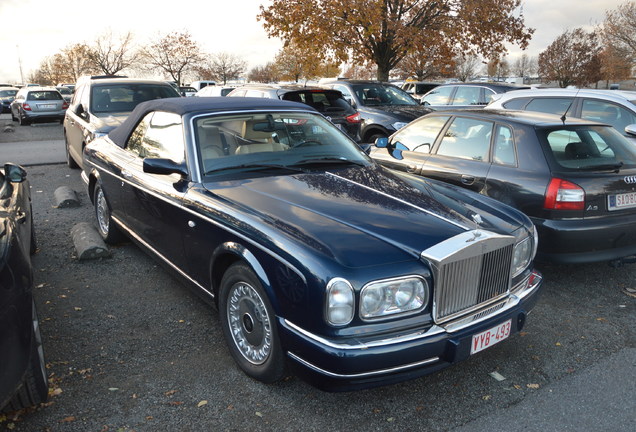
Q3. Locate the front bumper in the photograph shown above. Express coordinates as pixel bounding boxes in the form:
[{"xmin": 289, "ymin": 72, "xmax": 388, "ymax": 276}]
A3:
[{"xmin": 279, "ymin": 270, "xmax": 542, "ymax": 391}]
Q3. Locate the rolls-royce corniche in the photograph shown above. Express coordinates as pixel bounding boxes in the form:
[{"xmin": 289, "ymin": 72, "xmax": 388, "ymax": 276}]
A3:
[{"xmin": 82, "ymin": 97, "xmax": 542, "ymax": 391}]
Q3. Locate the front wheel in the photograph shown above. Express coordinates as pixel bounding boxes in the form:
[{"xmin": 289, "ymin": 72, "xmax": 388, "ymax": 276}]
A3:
[
  {"xmin": 2, "ymin": 301, "xmax": 48, "ymax": 413},
  {"xmin": 219, "ymin": 262, "xmax": 285, "ymax": 383},
  {"xmin": 93, "ymin": 183, "xmax": 125, "ymax": 244}
]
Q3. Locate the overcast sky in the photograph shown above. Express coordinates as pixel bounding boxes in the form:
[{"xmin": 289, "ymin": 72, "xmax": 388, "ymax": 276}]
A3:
[{"xmin": 0, "ymin": 0, "xmax": 626, "ymax": 83}]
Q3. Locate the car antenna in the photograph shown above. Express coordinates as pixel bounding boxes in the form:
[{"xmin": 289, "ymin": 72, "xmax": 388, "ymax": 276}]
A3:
[{"xmin": 560, "ymin": 87, "xmax": 581, "ymax": 123}]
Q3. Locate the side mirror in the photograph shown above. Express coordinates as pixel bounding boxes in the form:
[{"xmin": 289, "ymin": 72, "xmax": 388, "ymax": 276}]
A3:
[
  {"xmin": 625, "ymin": 124, "xmax": 636, "ymax": 137},
  {"xmin": 143, "ymin": 158, "xmax": 188, "ymax": 177},
  {"xmin": 4, "ymin": 163, "xmax": 27, "ymax": 183},
  {"xmin": 375, "ymin": 137, "xmax": 389, "ymax": 148}
]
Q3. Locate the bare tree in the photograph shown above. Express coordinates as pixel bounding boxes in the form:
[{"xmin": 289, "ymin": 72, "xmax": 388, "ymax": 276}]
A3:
[
  {"xmin": 196, "ymin": 52, "xmax": 247, "ymax": 85},
  {"xmin": 511, "ymin": 53, "xmax": 537, "ymax": 78},
  {"xmin": 538, "ymin": 28, "xmax": 602, "ymax": 88},
  {"xmin": 140, "ymin": 31, "xmax": 204, "ymax": 85},
  {"xmin": 454, "ymin": 55, "xmax": 481, "ymax": 82},
  {"xmin": 88, "ymin": 31, "xmax": 139, "ymax": 75}
]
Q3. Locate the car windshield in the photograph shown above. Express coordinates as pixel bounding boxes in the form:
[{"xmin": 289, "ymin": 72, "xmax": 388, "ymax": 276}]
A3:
[
  {"xmin": 350, "ymin": 83, "xmax": 418, "ymax": 107},
  {"xmin": 541, "ymin": 125, "xmax": 636, "ymax": 170},
  {"xmin": 91, "ymin": 84, "xmax": 180, "ymax": 114},
  {"xmin": 195, "ymin": 111, "xmax": 370, "ymax": 177},
  {"xmin": 0, "ymin": 90, "xmax": 17, "ymax": 97}
]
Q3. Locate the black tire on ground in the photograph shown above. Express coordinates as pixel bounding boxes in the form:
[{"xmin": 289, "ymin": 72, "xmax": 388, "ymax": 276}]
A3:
[
  {"xmin": 18, "ymin": 113, "xmax": 29, "ymax": 126},
  {"xmin": 219, "ymin": 262, "xmax": 285, "ymax": 383},
  {"xmin": 1, "ymin": 301, "xmax": 49, "ymax": 413},
  {"xmin": 93, "ymin": 183, "xmax": 126, "ymax": 244},
  {"xmin": 65, "ymin": 137, "xmax": 79, "ymax": 169}
]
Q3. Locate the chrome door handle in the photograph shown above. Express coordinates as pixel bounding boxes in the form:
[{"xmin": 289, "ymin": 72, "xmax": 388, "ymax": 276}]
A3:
[{"xmin": 121, "ymin": 170, "xmax": 133, "ymax": 179}]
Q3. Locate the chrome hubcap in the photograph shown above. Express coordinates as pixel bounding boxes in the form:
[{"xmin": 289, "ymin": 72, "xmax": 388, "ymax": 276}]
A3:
[
  {"xmin": 96, "ymin": 188, "xmax": 110, "ymax": 235},
  {"xmin": 227, "ymin": 282, "xmax": 272, "ymax": 365}
]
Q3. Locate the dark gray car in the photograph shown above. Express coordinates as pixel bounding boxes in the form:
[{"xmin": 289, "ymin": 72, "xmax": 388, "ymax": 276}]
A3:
[{"xmin": 63, "ymin": 76, "xmax": 181, "ymax": 169}]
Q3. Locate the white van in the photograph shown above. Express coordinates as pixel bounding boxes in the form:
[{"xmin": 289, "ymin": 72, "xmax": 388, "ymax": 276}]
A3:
[{"xmin": 190, "ymin": 80, "xmax": 216, "ymax": 91}]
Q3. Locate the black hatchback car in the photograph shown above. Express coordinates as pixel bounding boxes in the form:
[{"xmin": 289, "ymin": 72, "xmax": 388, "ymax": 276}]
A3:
[
  {"xmin": 319, "ymin": 80, "xmax": 431, "ymax": 142},
  {"xmin": 1, "ymin": 163, "xmax": 48, "ymax": 412},
  {"xmin": 227, "ymin": 84, "xmax": 362, "ymax": 142},
  {"xmin": 370, "ymin": 109, "xmax": 636, "ymax": 265}
]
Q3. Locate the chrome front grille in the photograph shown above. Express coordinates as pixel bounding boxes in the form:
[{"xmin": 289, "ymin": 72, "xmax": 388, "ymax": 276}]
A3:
[{"xmin": 421, "ymin": 230, "xmax": 514, "ymax": 324}]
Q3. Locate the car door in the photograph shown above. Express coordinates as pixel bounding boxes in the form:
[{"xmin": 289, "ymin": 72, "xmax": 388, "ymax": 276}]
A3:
[
  {"xmin": 119, "ymin": 111, "xmax": 190, "ymax": 271},
  {"xmin": 420, "ymin": 116, "xmax": 494, "ymax": 194},
  {"xmin": 371, "ymin": 115, "xmax": 450, "ymax": 173},
  {"xmin": 64, "ymin": 83, "xmax": 88, "ymax": 164}
]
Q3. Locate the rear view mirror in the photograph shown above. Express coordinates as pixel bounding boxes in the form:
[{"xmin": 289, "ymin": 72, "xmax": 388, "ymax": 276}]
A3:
[
  {"xmin": 143, "ymin": 158, "xmax": 188, "ymax": 177},
  {"xmin": 625, "ymin": 124, "xmax": 636, "ymax": 137},
  {"xmin": 4, "ymin": 163, "xmax": 27, "ymax": 183},
  {"xmin": 375, "ymin": 137, "xmax": 389, "ymax": 148}
]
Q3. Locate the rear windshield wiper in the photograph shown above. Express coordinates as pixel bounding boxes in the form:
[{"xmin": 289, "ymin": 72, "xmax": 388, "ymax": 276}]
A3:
[
  {"xmin": 576, "ymin": 161, "xmax": 624, "ymax": 172},
  {"xmin": 205, "ymin": 163, "xmax": 309, "ymax": 175}
]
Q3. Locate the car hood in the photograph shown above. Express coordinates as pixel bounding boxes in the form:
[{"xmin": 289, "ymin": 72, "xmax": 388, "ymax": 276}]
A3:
[
  {"xmin": 199, "ymin": 165, "xmax": 526, "ymax": 268},
  {"xmin": 361, "ymin": 104, "xmax": 431, "ymax": 121},
  {"xmin": 91, "ymin": 113, "xmax": 128, "ymax": 134}
]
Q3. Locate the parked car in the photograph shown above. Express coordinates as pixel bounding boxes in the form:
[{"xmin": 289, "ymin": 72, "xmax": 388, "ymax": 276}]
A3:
[
  {"xmin": 487, "ymin": 88, "xmax": 636, "ymax": 143},
  {"xmin": 0, "ymin": 86, "xmax": 19, "ymax": 113},
  {"xmin": 10, "ymin": 86, "xmax": 68, "ymax": 125},
  {"xmin": 180, "ymin": 86, "xmax": 197, "ymax": 97},
  {"xmin": 195, "ymin": 85, "xmax": 236, "ymax": 97},
  {"xmin": 0, "ymin": 163, "xmax": 48, "ymax": 413},
  {"xmin": 370, "ymin": 109, "xmax": 636, "ymax": 265},
  {"xmin": 190, "ymin": 80, "xmax": 216, "ymax": 91},
  {"xmin": 56, "ymin": 86, "xmax": 73, "ymax": 103},
  {"xmin": 82, "ymin": 97, "xmax": 541, "ymax": 391},
  {"xmin": 319, "ymin": 79, "xmax": 431, "ymax": 142},
  {"xmin": 227, "ymin": 84, "xmax": 362, "ymax": 141},
  {"xmin": 401, "ymin": 81, "xmax": 440, "ymax": 101},
  {"xmin": 420, "ymin": 82, "xmax": 529, "ymax": 110},
  {"xmin": 63, "ymin": 76, "xmax": 181, "ymax": 169}
]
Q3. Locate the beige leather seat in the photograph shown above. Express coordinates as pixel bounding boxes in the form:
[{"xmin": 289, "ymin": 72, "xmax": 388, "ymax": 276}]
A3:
[{"xmin": 236, "ymin": 120, "xmax": 287, "ymax": 154}]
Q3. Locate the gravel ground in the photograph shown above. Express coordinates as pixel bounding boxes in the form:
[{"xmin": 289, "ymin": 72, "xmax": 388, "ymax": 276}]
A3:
[{"xmin": 1, "ymin": 163, "xmax": 634, "ymax": 432}]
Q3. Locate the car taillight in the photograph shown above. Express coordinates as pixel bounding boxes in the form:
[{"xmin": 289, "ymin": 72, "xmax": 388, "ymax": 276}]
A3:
[
  {"xmin": 23, "ymin": 103, "xmax": 31, "ymax": 111},
  {"xmin": 62, "ymin": 101, "xmax": 69, "ymax": 109},
  {"xmin": 346, "ymin": 112, "xmax": 361, "ymax": 123},
  {"xmin": 543, "ymin": 178, "xmax": 585, "ymax": 210}
]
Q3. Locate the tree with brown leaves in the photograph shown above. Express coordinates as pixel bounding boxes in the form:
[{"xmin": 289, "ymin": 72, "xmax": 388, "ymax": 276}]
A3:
[{"xmin": 258, "ymin": 0, "xmax": 533, "ymax": 81}]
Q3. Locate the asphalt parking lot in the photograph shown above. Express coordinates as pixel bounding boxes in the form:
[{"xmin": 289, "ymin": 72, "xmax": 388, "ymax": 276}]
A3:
[{"xmin": 1, "ymin": 118, "xmax": 635, "ymax": 431}]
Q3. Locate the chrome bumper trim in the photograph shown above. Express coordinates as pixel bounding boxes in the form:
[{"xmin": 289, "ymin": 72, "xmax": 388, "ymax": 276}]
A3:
[{"xmin": 287, "ymin": 351, "xmax": 440, "ymax": 379}]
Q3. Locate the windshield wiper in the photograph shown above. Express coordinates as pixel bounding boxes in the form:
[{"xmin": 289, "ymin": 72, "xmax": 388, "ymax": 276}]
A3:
[
  {"xmin": 576, "ymin": 161, "xmax": 624, "ymax": 172},
  {"xmin": 293, "ymin": 157, "xmax": 366, "ymax": 167},
  {"xmin": 205, "ymin": 163, "xmax": 309, "ymax": 175}
]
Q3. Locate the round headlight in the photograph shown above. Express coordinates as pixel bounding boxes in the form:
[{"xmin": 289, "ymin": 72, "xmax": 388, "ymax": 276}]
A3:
[{"xmin": 360, "ymin": 286, "xmax": 384, "ymax": 316}]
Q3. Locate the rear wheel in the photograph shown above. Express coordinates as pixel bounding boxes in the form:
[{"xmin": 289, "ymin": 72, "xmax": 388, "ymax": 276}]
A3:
[
  {"xmin": 2, "ymin": 301, "xmax": 48, "ymax": 413},
  {"xmin": 219, "ymin": 262, "xmax": 285, "ymax": 383},
  {"xmin": 18, "ymin": 112, "xmax": 29, "ymax": 126},
  {"xmin": 93, "ymin": 183, "xmax": 125, "ymax": 244}
]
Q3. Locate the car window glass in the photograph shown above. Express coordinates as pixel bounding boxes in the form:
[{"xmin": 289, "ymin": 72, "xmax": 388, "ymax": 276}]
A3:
[
  {"xmin": 350, "ymin": 83, "xmax": 417, "ymax": 106},
  {"xmin": 139, "ymin": 112, "xmax": 185, "ymax": 161},
  {"xmin": 543, "ymin": 126, "xmax": 636, "ymax": 170},
  {"xmin": 421, "ymin": 86, "xmax": 454, "ymax": 105},
  {"xmin": 501, "ymin": 97, "xmax": 531, "ymax": 110},
  {"xmin": 91, "ymin": 84, "xmax": 179, "ymax": 114},
  {"xmin": 483, "ymin": 88, "xmax": 497, "ymax": 104},
  {"xmin": 437, "ymin": 117, "xmax": 493, "ymax": 161},
  {"xmin": 452, "ymin": 86, "xmax": 481, "ymax": 106},
  {"xmin": 580, "ymin": 99, "xmax": 636, "ymax": 133},
  {"xmin": 493, "ymin": 125, "xmax": 516, "ymax": 166},
  {"xmin": 392, "ymin": 116, "xmax": 449, "ymax": 153},
  {"xmin": 525, "ymin": 98, "xmax": 572, "ymax": 115},
  {"xmin": 126, "ymin": 113, "xmax": 152, "ymax": 157},
  {"xmin": 27, "ymin": 91, "xmax": 62, "ymax": 101}
]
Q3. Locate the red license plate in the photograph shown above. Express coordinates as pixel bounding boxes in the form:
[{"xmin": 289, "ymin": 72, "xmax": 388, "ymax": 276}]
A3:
[{"xmin": 470, "ymin": 319, "xmax": 511, "ymax": 355}]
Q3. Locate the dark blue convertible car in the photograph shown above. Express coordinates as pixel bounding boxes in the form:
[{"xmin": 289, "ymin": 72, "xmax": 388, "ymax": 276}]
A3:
[{"xmin": 82, "ymin": 97, "xmax": 542, "ymax": 391}]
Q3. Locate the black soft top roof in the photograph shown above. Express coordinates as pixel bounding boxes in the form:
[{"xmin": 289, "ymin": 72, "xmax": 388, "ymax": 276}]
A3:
[{"xmin": 108, "ymin": 97, "xmax": 313, "ymax": 148}]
